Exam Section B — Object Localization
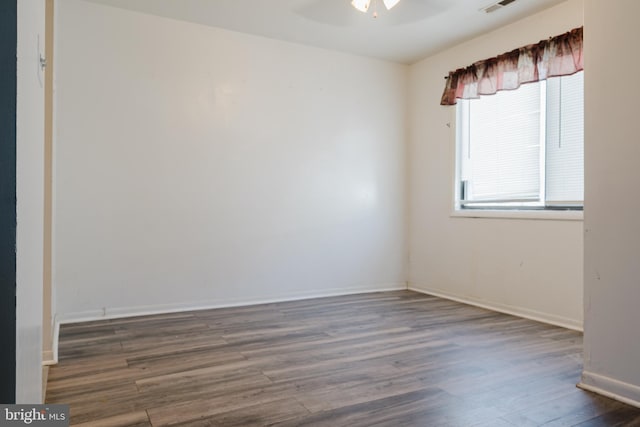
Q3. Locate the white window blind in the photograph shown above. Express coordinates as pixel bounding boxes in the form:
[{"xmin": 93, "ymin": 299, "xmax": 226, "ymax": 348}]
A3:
[
  {"xmin": 457, "ymin": 71, "xmax": 583, "ymax": 209},
  {"xmin": 545, "ymin": 72, "xmax": 584, "ymax": 203},
  {"xmin": 462, "ymin": 83, "xmax": 541, "ymax": 203}
]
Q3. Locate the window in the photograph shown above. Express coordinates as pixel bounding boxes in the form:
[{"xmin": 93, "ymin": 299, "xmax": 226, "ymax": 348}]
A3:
[{"xmin": 455, "ymin": 71, "xmax": 583, "ymax": 211}]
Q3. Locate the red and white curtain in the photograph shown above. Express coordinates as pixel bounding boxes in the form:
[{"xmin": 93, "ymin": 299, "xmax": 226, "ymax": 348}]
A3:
[{"xmin": 440, "ymin": 27, "xmax": 583, "ymax": 106}]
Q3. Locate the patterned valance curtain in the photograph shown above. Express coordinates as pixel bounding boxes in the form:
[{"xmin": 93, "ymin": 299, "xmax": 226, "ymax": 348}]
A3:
[{"xmin": 440, "ymin": 27, "xmax": 583, "ymax": 106}]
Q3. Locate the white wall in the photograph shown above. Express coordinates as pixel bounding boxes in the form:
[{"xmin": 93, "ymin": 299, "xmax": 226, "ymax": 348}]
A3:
[
  {"xmin": 407, "ymin": 0, "xmax": 585, "ymax": 330},
  {"xmin": 16, "ymin": 0, "xmax": 45, "ymax": 403},
  {"xmin": 580, "ymin": 0, "xmax": 640, "ymax": 407},
  {"xmin": 54, "ymin": 0, "xmax": 407, "ymax": 320}
]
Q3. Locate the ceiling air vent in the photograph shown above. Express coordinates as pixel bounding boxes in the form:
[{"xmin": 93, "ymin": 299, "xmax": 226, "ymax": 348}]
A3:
[{"xmin": 482, "ymin": 0, "xmax": 517, "ymax": 13}]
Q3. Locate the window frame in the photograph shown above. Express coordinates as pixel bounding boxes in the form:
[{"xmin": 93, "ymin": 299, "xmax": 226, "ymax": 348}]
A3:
[{"xmin": 450, "ymin": 80, "xmax": 584, "ymax": 221}]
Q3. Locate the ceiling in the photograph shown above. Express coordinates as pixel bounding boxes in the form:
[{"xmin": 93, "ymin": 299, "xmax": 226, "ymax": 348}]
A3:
[{"xmin": 82, "ymin": 0, "xmax": 568, "ymax": 64}]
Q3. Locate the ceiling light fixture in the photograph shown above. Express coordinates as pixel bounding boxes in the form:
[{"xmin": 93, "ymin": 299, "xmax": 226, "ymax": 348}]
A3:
[{"xmin": 351, "ymin": 0, "xmax": 401, "ymax": 18}]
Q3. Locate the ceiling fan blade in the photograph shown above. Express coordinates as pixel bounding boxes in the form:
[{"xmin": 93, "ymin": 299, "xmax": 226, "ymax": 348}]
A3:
[
  {"xmin": 351, "ymin": 0, "xmax": 371, "ymax": 13},
  {"xmin": 383, "ymin": 0, "xmax": 401, "ymax": 10}
]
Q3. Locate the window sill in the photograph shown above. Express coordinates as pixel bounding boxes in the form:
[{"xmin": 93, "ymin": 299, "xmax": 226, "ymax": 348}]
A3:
[{"xmin": 450, "ymin": 209, "xmax": 583, "ymax": 221}]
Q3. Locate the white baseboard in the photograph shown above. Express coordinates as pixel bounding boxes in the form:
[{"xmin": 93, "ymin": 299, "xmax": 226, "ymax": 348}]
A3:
[
  {"xmin": 42, "ymin": 350, "xmax": 55, "ymax": 366},
  {"xmin": 43, "ymin": 319, "xmax": 59, "ymax": 366},
  {"xmin": 408, "ymin": 284, "xmax": 583, "ymax": 331},
  {"xmin": 56, "ymin": 284, "xmax": 406, "ymax": 324},
  {"xmin": 579, "ymin": 371, "xmax": 640, "ymax": 409},
  {"xmin": 51, "ymin": 284, "xmax": 407, "ymax": 361}
]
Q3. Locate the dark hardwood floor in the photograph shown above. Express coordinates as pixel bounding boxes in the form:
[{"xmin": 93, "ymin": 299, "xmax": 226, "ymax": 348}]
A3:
[{"xmin": 46, "ymin": 291, "xmax": 640, "ymax": 426}]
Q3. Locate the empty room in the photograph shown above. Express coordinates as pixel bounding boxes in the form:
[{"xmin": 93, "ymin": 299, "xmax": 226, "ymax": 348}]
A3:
[{"xmin": 3, "ymin": 0, "xmax": 640, "ymax": 425}]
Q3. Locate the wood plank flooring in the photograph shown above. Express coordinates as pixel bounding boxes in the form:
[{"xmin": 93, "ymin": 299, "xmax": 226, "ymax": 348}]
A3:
[{"xmin": 46, "ymin": 291, "xmax": 640, "ymax": 426}]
